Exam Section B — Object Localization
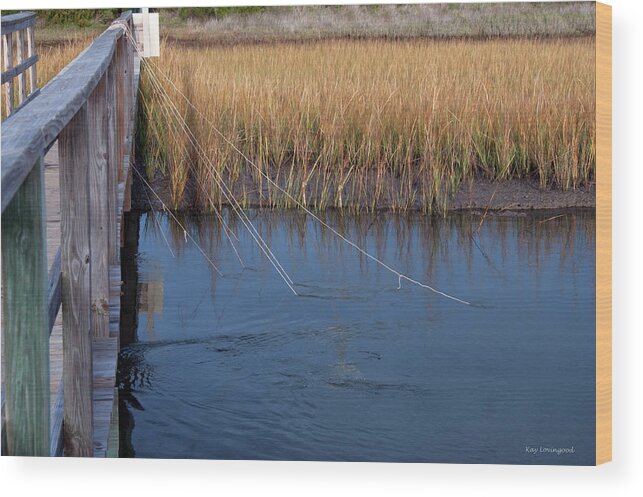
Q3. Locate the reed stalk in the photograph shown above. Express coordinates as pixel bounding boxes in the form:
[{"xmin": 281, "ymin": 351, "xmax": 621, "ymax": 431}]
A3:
[{"xmin": 138, "ymin": 37, "xmax": 595, "ymax": 212}]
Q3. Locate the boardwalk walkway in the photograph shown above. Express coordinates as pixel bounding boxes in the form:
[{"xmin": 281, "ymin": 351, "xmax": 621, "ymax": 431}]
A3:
[
  {"xmin": 44, "ymin": 142, "xmax": 122, "ymax": 457},
  {"xmin": 9, "ymin": 57, "xmax": 140, "ymax": 457},
  {"xmin": 2, "ymin": 10, "xmax": 141, "ymax": 457}
]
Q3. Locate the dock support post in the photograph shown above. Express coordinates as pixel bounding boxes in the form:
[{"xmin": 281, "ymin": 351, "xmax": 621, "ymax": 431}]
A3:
[
  {"xmin": 1, "ymin": 156, "xmax": 50, "ymax": 456},
  {"xmin": 88, "ymin": 73, "xmax": 111, "ymax": 339},
  {"xmin": 15, "ymin": 28, "xmax": 27, "ymax": 105},
  {"xmin": 59, "ymin": 104, "xmax": 94, "ymax": 456},
  {"xmin": 115, "ymin": 36, "xmax": 126, "ymax": 184},
  {"xmin": 126, "ymin": 30, "xmax": 134, "ymax": 139},
  {"xmin": 26, "ymin": 24, "xmax": 37, "ymax": 94},
  {"xmin": 2, "ymin": 32, "xmax": 14, "ymax": 115},
  {"xmin": 106, "ymin": 60, "xmax": 119, "ymax": 266}
]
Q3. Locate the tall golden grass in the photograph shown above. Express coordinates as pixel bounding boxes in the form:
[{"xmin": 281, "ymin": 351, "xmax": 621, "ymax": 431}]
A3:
[
  {"xmin": 5, "ymin": 33, "xmax": 594, "ymax": 212},
  {"xmin": 139, "ymin": 37, "xmax": 595, "ymax": 212},
  {"xmin": 37, "ymin": 37, "xmax": 93, "ymax": 83}
]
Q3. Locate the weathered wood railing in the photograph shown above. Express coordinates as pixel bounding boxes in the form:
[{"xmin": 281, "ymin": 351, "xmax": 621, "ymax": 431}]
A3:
[
  {"xmin": 1, "ymin": 11, "xmax": 136, "ymax": 456},
  {"xmin": 1, "ymin": 12, "xmax": 39, "ymax": 117}
]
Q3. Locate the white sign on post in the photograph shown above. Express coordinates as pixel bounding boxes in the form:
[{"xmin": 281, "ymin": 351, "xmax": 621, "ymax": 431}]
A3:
[{"xmin": 132, "ymin": 8, "xmax": 160, "ymax": 57}]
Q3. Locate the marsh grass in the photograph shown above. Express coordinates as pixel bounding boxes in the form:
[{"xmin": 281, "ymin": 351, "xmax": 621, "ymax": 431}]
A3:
[
  {"xmin": 2, "ymin": 15, "xmax": 595, "ymax": 213},
  {"xmin": 139, "ymin": 36, "xmax": 595, "ymax": 212}
]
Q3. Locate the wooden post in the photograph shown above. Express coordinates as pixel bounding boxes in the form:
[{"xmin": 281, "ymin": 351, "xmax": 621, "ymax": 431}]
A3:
[
  {"xmin": 106, "ymin": 59, "xmax": 119, "ymax": 265},
  {"xmin": 123, "ymin": 27, "xmax": 135, "ymax": 214},
  {"xmin": 88, "ymin": 74, "xmax": 111, "ymax": 338},
  {"xmin": 59, "ymin": 103, "xmax": 94, "ymax": 456},
  {"xmin": 26, "ymin": 24, "xmax": 37, "ymax": 94},
  {"xmin": 2, "ymin": 32, "xmax": 14, "ymax": 115},
  {"xmin": 1, "ymin": 156, "xmax": 50, "ymax": 456},
  {"xmin": 126, "ymin": 27, "xmax": 134, "ymax": 139},
  {"xmin": 115, "ymin": 36, "xmax": 126, "ymax": 183},
  {"xmin": 15, "ymin": 28, "xmax": 27, "ymax": 104}
]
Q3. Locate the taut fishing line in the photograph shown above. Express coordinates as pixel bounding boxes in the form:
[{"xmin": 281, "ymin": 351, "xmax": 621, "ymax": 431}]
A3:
[{"xmin": 119, "ymin": 25, "xmax": 471, "ymax": 305}]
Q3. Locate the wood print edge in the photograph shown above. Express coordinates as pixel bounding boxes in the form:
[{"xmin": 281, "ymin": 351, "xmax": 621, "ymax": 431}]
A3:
[{"xmin": 596, "ymin": 1, "xmax": 612, "ymax": 466}]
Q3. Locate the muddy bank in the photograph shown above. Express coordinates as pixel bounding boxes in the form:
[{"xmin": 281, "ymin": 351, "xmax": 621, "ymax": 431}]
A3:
[
  {"xmin": 132, "ymin": 166, "xmax": 594, "ymax": 213},
  {"xmin": 447, "ymin": 179, "xmax": 595, "ymax": 211}
]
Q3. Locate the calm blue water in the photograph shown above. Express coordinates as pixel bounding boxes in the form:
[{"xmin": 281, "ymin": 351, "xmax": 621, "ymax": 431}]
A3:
[{"xmin": 118, "ymin": 209, "xmax": 596, "ymax": 464}]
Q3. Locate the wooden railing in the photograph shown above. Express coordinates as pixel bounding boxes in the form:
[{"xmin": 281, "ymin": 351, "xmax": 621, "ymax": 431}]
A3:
[
  {"xmin": 1, "ymin": 12, "xmax": 39, "ymax": 117},
  {"xmin": 1, "ymin": 11, "xmax": 136, "ymax": 456}
]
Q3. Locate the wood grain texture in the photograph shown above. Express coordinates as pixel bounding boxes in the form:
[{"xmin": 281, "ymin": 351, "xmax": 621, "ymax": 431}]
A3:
[
  {"xmin": 92, "ymin": 337, "xmax": 119, "ymax": 457},
  {"xmin": 88, "ymin": 73, "xmax": 111, "ymax": 338},
  {"xmin": 126, "ymin": 37, "xmax": 134, "ymax": 139},
  {"xmin": 596, "ymin": 1, "xmax": 612, "ymax": 466},
  {"xmin": 106, "ymin": 60, "xmax": 119, "ymax": 265},
  {"xmin": 26, "ymin": 25, "xmax": 36, "ymax": 94},
  {"xmin": 15, "ymin": 28, "xmax": 27, "ymax": 104},
  {"xmin": 1, "ymin": 145, "xmax": 63, "ymax": 455},
  {"xmin": 3, "ymin": 33, "xmax": 14, "ymax": 116},
  {"xmin": 58, "ymin": 103, "xmax": 94, "ymax": 457},
  {"xmin": 123, "ymin": 59, "xmax": 141, "ymax": 215},
  {"xmin": 116, "ymin": 36, "xmax": 126, "ymax": 183},
  {"xmin": 1, "ymin": 156, "xmax": 51, "ymax": 456}
]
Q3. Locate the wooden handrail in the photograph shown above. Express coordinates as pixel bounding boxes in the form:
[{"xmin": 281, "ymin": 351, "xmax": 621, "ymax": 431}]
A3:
[
  {"xmin": 116, "ymin": 10, "xmax": 133, "ymax": 23},
  {"xmin": 1, "ymin": 10, "xmax": 136, "ymax": 457},
  {"xmin": 0, "ymin": 12, "xmax": 36, "ymax": 34},
  {"xmin": 1, "ymin": 12, "xmax": 37, "ymax": 117},
  {"xmin": 1, "ymin": 54, "xmax": 38, "ymax": 84},
  {"xmin": 1, "ymin": 15, "xmax": 130, "ymax": 212}
]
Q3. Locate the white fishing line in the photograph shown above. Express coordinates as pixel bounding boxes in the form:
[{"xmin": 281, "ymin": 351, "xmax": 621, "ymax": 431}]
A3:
[
  {"xmin": 121, "ymin": 26, "xmax": 471, "ymax": 305},
  {"xmin": 138, "ymin": 85, "xmax": 245, "ymax": 268},
  {"xmin": 141, "ymin": 177, "xmax": 175, "ymax": 258},
  {"xmin": 138, "ymin": 60, "xmax": 298, "ymax": 294},
  {"xmin": 133, "ymin": 166, "xmax": 223, "ymax": 277}
]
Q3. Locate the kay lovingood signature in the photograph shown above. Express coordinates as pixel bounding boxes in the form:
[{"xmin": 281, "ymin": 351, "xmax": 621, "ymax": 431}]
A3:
[{"xmin": 525, "ymin": 445, "xmax": 576, "ymax": 456}]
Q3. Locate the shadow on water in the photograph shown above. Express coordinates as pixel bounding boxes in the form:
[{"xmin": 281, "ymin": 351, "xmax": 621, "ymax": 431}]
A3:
[
  {"xmin": 118, "ymin": 210, "xmax": 141, "ymax": 458},
  {"xmin": 117, "ymin": 207, "xmax": 595, "ymax": 463}
]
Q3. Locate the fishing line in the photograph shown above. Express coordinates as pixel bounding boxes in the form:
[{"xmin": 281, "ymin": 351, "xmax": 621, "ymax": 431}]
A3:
[
  {"xmin": 138, "ymin": 82, "xmax": 246, "ymax": 268},
  {"xmin": 141, "ymin": 176, "xmax": 175, "ymax": 258},
  {"xmin": 121, "ymin": 26, "xmax": 471, "ymax": 305},
  {"xmin": 138, "ymin": 60, "xmax": 298, "ymax": 294},
  {"xmin": 125, "ymin": 33, "xmax": 297, "ymax": 294},
  {"xmin": 133, "ymin": 166, "xmax": 223, "ymax": 277}
]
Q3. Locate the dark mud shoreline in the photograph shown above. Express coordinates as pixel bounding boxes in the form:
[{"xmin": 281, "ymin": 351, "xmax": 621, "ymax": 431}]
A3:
[
  {"xmin": 447, "ymin": 179, "xmax": 595, "ymax": 211},
  {"xmin": 132, "ymin": 166, "xmax": 595, "ymax": 213}
]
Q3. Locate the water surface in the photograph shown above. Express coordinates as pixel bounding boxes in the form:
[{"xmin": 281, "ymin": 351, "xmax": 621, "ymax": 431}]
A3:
[{"xmin": 118, "ymin": 209, "xmax": 595, "ymax": 464}]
